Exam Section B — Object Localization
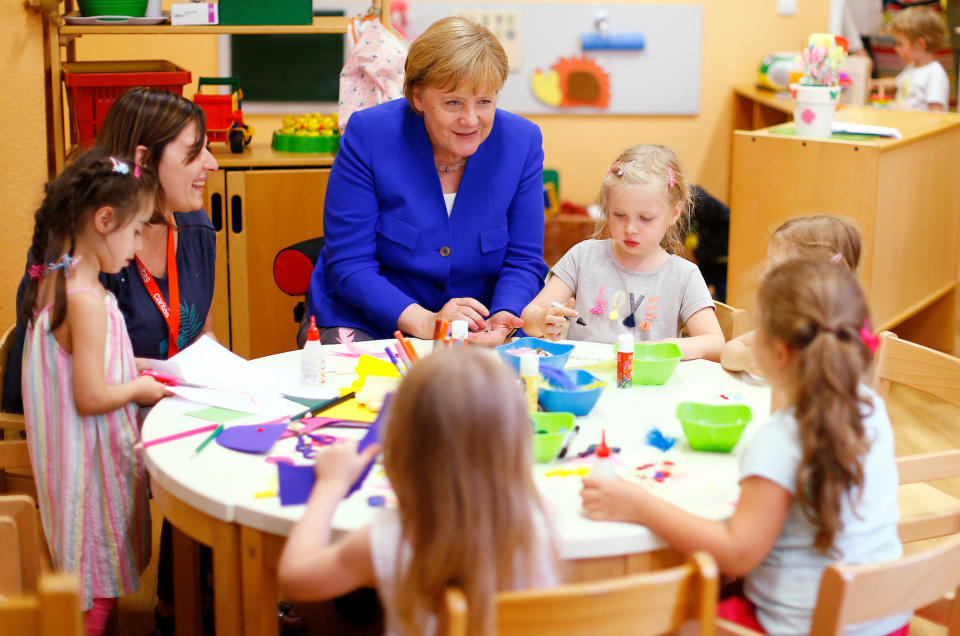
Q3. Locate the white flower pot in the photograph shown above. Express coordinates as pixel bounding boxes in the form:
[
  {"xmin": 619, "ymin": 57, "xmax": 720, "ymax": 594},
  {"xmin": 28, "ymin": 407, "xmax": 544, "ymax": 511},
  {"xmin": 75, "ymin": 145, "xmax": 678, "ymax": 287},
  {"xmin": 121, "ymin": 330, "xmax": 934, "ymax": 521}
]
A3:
[{"xmin": 790, "ymin": 83, "xmax": 841, "ymax": 138}]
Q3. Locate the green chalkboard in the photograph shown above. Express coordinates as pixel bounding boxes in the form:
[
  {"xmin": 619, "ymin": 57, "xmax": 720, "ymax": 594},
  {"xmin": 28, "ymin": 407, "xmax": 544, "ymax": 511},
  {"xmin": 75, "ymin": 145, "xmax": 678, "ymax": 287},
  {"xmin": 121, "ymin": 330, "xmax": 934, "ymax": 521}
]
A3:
[{"xmin": 230, "ymin": 10, "xmax": 345, "ymax": 102}]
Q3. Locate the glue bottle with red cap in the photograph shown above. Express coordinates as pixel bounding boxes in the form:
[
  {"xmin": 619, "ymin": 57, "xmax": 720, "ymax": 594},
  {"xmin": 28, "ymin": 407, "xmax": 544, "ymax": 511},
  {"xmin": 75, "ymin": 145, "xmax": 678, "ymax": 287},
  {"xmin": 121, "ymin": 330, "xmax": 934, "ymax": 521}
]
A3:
[
  {"xmin": 300, "ymin": 316, "xmax": 326, "ymax": 385},
  {"xmin": 589, "ymin": 430, "xmax": 618, "ymax": 481}
]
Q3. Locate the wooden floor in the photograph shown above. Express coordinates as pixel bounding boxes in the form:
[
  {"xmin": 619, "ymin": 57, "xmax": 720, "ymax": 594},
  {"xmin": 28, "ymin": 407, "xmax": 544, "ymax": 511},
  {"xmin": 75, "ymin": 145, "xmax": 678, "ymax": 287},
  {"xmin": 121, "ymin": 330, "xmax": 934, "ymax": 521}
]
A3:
[{"xmin": 103, "ymin": 297, "xmax": 960, "ymax": 634}]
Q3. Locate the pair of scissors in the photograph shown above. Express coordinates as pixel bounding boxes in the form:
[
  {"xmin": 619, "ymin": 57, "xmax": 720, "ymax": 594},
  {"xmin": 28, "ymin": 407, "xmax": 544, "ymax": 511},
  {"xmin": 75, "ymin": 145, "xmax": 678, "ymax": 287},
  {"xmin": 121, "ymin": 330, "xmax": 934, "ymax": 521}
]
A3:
[{"xmin": 295, "ymin": 434, "xmax": 316, "ymax": 459}]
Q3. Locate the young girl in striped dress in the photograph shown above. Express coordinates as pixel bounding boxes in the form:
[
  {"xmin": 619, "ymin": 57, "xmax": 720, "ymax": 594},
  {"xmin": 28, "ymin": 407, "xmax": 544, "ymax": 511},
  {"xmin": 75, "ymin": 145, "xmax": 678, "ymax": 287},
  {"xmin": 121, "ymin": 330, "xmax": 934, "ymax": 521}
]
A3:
[{"xmin": 20, "ymin": 148, "xmax": 171, "ymax": 635}]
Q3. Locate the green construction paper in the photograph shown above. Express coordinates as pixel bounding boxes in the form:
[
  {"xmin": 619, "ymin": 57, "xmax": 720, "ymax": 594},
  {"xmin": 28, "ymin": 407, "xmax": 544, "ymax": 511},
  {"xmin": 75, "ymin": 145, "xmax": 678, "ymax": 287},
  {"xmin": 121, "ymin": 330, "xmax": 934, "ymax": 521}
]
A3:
[
  {"xmin": 186, "ymin": 406, "xmax": 251, "ymax": 422},
  {"xmin": 767, "ymin": 124, "xmax": 883, "ymax": 141},
  {"xmin": 283, "ymin": 395, "xmax": 331, "ymax": 410}
]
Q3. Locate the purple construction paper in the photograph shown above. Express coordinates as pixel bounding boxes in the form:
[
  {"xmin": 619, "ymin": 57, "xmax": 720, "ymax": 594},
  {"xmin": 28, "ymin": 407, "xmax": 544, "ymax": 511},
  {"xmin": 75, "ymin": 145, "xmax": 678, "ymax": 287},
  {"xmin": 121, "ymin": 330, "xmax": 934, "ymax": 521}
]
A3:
[
  {"xmin": 346, "ymin": 394, "xmax": 390, "ymax": 496},
  {"xmin": 278, "ymin": 464, "xmax": 315, "ymax": 506},
  {"xmin": 216, "ymin": 423, "xmax": 287, "ymax": 454}
]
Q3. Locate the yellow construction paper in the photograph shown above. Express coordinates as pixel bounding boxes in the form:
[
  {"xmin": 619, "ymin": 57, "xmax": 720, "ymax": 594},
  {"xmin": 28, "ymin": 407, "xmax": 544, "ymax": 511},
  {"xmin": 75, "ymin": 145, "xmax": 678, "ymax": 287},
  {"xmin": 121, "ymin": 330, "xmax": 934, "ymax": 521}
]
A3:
[{"xmin": 321, "ymin": 398, "xmax": 378, "ymax": 423}]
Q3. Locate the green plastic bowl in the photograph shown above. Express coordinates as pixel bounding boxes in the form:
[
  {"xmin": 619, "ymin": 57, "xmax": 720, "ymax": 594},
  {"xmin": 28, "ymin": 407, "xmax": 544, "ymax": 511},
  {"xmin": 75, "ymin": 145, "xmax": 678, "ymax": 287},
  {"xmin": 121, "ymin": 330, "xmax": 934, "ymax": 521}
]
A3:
[
  {"xmin": 531, "ymin": 412, "xmax": 575, "ymax": 463},
  {"xmin": 612, "ymin": 341, "xmax": 682, "ymax": 385},
  {"xmin": 271, "ymin": 131, "xmax": 340, "ymax": 153},
  {"xmin": 77, "ymin": 0, "xmax": 148, "ymax": 17},
  {"xmin": 676, "ymin": 402, "xmax": 752, "ymax": 452}
]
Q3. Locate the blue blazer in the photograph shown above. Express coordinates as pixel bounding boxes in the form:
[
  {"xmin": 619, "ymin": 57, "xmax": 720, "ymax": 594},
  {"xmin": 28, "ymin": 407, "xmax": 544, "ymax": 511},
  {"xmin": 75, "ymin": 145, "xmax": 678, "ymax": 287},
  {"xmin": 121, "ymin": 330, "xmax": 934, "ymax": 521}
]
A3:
[{"xmin": 308, "ymin": 98, "xmax": 548, "ymax": 338}]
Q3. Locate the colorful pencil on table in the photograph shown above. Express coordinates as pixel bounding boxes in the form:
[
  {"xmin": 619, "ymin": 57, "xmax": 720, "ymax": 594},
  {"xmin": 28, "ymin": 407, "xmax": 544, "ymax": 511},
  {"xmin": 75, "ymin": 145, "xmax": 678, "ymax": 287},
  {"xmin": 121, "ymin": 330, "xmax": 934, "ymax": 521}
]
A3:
[
  {"xmin": 384, "ymin": 346, "xmax": 406, "ymax": 376},
  {"xmin": 141, "ymin": 424, "xmax": 220, "ymax": 449},
  {"xmin": 192, "ymin": 424, "xmax": 224, "ymax": 457},
  {"xmin": 311, "ymin": 391, "xmax": 358, "ymax": 416}
]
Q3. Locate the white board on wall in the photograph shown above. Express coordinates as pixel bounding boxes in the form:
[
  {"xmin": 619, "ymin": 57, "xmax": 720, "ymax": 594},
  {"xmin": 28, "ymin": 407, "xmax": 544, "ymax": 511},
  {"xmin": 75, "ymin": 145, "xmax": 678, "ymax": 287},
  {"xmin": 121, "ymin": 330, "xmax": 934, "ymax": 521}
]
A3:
[{"xmin": 405, "ymin": 2, "xmax": 703, "ymax": 115}]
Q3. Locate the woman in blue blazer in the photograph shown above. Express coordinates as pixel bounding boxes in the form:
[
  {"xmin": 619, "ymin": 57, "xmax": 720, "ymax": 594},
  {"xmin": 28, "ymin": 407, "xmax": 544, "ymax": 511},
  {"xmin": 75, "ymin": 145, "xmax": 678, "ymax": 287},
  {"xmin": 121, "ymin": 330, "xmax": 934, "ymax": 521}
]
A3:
[{"xmin": 308, "ymin": 17, "xmax": 547, "ymax": 344}]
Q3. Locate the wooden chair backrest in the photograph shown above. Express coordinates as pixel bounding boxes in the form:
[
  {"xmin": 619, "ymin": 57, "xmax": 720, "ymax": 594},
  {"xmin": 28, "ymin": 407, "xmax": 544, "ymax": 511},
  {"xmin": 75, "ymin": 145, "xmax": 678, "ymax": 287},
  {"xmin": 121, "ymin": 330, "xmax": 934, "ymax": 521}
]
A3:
[
  {"xmin": 718, "ymin": 534, "xmax": 960, "ymax": 636},
  {"xmin": 0, "ymin": 573, "xmax": 83, "ymax": 636},
  {"xmin": 446, "ymin": 551, "xmax": 718, "ymax": 636},
  {"xmin": 715, "ymin": 302, "xmax": 750, "ymax": 342},
  {"xmin": 0, "ymin": 495, "xmax": 43, "ymax": 597},
  {"xmin": 810, "ymin": 532, "xmax": 960, "ymax": 635},
  {"xmin": 871, "ymin": 331, "xmax": 960, "ymax": 409}
]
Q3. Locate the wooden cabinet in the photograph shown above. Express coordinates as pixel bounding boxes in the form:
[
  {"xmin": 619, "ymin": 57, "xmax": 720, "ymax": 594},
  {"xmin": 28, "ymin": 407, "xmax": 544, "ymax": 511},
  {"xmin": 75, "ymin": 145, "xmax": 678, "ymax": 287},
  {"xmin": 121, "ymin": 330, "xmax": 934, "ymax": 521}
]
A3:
[
  {"xmin": 205, "ymin": 147, "xmax": 332, "ymax": 359},
  {"xmin": 728, "ymin": 106, "xmax": 960, "ymax": 352}
]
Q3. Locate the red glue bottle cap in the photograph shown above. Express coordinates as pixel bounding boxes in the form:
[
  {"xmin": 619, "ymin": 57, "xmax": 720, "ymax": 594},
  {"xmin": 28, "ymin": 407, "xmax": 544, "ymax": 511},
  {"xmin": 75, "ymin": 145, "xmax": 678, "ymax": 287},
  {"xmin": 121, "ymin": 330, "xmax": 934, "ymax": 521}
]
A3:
[
  {"xmin": 597, "ymin": 430, "xmax": 610, "ymax": 458},
  {"xmin": 306, "ymin": 316, "xmax": 320, "ymax": 342}
]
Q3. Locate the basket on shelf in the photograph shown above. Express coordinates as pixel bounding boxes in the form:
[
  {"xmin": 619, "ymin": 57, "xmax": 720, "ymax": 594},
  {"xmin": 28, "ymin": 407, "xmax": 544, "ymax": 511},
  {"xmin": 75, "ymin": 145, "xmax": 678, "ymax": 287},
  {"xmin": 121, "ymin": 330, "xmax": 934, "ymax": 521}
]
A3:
[{"xmin": 63, "ymin": 60, "xmax": 192, "ymax": 148}]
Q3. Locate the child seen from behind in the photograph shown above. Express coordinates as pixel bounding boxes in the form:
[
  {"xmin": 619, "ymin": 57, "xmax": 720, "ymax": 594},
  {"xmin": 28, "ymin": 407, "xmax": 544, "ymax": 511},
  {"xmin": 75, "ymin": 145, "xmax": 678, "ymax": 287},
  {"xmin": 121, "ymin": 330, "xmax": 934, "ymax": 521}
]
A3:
[
  {"xmin": 278, "ymin": 348, "xmax": 557, "ymax": 636},
  {"xmin": 721, "ymin": 214, "xmax": 862, "ymax": 377},
  {"xmin": 20, "ymin": 148, "xmax": 171, "ymax": 635},
  {"xmin": 582, "ymin": 260, "xmax": 905, "ymax": 635},
  {"xmin": 522, "ymin": 144, "xmax": 724, "ymax": 360}
]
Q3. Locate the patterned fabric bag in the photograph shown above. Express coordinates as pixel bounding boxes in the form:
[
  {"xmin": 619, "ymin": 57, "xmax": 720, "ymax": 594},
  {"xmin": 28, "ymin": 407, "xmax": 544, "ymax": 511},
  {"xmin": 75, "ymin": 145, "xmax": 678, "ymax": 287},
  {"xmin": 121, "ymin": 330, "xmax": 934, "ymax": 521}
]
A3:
[{"xmin": 339, "ymin": 16, "xmax": 408, "ymax": 130}]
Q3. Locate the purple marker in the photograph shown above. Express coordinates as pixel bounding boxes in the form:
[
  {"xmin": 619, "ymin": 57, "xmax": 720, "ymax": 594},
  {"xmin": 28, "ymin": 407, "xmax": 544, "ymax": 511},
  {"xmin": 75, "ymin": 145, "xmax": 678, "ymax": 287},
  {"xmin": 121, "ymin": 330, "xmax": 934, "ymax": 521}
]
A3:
[{"xmin": 384, "ymin": 346, "xmax": 405, "ymax": 376}]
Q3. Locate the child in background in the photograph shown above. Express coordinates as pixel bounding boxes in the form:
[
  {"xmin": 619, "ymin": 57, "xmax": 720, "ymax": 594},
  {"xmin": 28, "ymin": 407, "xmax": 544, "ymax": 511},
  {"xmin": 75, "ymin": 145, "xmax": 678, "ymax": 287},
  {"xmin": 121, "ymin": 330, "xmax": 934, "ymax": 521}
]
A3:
[
  {"xmin": 582, "ymin": 260, "xmax": 906, "ymax": 635},
  {"xmin": 521, "ymin": 144, "xmax": 724, "ymax": 361},
  {"xmin": 721, "ymin": 214, "xmax": 862, "ymax": 376},
  {"xmin": 873, "ymin": 6, "xmax": 949, "ymax": 111},
  {"xmin": 20, "ymin": 149, "xmax": 170, "ymax": 635},
  {"xmin": 278, "ymin": 348, "xmax": 557, "ymax": 636}
]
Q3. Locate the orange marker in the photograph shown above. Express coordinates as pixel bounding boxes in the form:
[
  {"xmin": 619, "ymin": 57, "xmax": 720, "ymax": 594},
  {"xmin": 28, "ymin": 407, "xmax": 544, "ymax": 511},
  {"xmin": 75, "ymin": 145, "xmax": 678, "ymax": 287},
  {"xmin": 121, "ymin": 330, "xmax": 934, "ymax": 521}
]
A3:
[{"xmin": 394, "ymin": 330, "xmax": 420, "ymax": 362}]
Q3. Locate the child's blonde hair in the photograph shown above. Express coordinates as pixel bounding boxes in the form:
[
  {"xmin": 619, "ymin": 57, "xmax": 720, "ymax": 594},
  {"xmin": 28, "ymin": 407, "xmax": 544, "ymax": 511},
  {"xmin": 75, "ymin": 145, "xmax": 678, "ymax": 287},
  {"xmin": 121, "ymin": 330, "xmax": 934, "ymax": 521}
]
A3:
[
  {"xmin": 758, "ymin": 260, "xmax": 874, "ymax": 553},
  {"xmin": 888, "ymin": 6, "xmax": 947, "ymax": 51},
  {"xmin": 384, "ymin": 348, "xmax": 554, "ymax": 636},
  {"xmin": 771, "ymin": 214, "xmax": 862, "ymax": 270},
  {"xmin": 595, "ymin": 144, "xmax": 693, "ymax": 255}
]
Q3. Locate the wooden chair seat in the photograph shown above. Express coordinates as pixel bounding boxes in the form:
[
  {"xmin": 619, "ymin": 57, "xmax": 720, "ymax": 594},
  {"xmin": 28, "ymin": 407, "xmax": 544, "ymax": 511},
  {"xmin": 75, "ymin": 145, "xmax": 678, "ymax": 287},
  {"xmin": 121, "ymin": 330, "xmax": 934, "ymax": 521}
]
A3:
[
  {"xmin": 0, "ymin": 573, "xmax": 83, "ymax": 636},
  {"xmin": 445, "ymin": 551, "xmax": 718, "ymax": 636}
]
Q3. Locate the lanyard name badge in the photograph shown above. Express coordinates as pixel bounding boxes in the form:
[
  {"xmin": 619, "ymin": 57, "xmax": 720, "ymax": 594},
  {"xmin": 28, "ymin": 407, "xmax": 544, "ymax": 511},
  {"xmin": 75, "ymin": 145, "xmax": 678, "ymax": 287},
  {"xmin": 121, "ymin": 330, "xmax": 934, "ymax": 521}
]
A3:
[{"xmin": 135, "ymin": 226, "xmax": 181, "ymax": 356}]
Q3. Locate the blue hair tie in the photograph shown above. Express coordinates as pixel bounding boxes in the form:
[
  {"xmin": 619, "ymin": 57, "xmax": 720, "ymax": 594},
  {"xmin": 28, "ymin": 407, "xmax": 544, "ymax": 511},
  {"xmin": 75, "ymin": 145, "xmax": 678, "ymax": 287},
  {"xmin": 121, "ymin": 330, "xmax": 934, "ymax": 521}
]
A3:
[{"xmin": 46, "ymin": 254, "xmax": 81, "ymax": 278}]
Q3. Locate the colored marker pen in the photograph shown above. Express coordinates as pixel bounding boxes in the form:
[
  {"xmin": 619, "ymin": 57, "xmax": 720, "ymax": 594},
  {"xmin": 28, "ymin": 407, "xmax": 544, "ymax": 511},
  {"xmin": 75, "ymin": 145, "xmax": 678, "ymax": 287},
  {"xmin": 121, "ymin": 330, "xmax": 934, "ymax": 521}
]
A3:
[{"xmin": 450, "ymin": 320, "xmax": 468, "ymax": 347}]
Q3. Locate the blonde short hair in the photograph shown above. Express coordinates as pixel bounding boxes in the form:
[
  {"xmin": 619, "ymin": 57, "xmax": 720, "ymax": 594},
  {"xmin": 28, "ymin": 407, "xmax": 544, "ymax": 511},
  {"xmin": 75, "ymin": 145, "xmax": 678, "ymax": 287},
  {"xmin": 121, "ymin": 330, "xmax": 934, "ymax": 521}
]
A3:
[
  {"xmin": 888, "ymin": 6, "xmax": 947, "ymax": 51},
  {"xmin": 772, "ymin": 214, "xmax": 862, "ymax": 270},
  {"xmin": 403, "ymin": 17, "xmax": 509, "ymax": 110}
]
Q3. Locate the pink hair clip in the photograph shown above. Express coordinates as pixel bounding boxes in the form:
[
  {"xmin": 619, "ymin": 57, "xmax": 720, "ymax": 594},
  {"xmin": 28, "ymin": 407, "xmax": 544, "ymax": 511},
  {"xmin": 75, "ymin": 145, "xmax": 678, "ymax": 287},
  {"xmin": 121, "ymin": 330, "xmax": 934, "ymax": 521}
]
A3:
[
  {"xmin": 668, "ymin": 166, "xmax": 675, "ymax": 188},
  {"xmin": 27, "ymin": 263, "xmax": 44, "ymax": 280},
  {"xmin": 859, "ymin": 319, "xmax": 879, "ymax": 354},
  {"xmin": 829, "ymin": 253, "xmax": 844, "ymax": 265},
  {"xmin": 134, "ymin": 164, "xmax": 141, "ymax": 179}
]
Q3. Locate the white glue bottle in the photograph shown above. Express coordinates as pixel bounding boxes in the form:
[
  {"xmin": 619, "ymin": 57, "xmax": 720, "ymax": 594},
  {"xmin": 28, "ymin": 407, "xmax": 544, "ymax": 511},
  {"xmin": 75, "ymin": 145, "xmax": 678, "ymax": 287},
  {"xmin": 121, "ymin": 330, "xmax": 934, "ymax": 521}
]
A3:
[
  {"xmin": 300, "ymin": 316, "xmax": 326, "ymax": 385},
  {"xmin": 451, "ymin": 320, "xmax": 468, "ymax": 346},
  {"xmin": 519, "ymin": 352, "xmax": 539, "ymax": 412},
  {"xmin": 589, "ymin": 430, "xmax": 618, "ymax": 481}
]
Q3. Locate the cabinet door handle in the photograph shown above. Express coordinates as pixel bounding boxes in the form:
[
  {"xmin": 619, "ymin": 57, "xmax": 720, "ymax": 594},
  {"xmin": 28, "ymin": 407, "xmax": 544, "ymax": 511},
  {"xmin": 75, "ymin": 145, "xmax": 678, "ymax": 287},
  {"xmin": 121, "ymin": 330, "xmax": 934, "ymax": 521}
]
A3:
[
  {"xmin": 211, "ymin": 193, "xmax": 223, "ymax": 231},
  {"xmin": 231, "ymin": 194, "xmax": 242, "ymax": 234}
]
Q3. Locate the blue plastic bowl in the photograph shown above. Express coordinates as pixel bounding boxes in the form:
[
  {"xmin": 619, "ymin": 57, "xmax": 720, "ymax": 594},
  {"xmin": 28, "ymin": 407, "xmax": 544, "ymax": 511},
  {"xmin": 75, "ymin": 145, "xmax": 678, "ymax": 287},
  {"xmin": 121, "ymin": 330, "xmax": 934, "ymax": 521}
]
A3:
[
  {"xmin": 496, "ymin": 337, "xmax": 574, "ymax": 372},
  {"xmin": 537, "ymin": 369, "xmax": 605, "ymax": 416}
]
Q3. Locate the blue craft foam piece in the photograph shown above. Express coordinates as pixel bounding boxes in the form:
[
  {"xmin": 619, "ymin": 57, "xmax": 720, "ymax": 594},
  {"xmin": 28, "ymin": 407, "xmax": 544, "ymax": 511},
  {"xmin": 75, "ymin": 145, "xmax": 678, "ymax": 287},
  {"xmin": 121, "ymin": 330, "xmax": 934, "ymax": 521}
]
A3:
[
  {"xmin": 581, "ymin": 33, "xmax": 645, "ymax": 51},
  {"xmin": 646, "ymin": 427, "xmax": 677, "ymax": 452}
]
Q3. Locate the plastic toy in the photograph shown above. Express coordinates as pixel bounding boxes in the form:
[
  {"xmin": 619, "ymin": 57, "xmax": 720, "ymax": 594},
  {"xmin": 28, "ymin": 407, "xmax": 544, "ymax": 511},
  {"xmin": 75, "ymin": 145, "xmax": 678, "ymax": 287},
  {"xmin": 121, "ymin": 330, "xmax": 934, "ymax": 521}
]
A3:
[
  {"xmin": 272, "ymin": 112, "xmax": 341, "ymax": 153},
  {"xmin": 193, "ymin": 76, "xmax": 253, "ymax": 153}
]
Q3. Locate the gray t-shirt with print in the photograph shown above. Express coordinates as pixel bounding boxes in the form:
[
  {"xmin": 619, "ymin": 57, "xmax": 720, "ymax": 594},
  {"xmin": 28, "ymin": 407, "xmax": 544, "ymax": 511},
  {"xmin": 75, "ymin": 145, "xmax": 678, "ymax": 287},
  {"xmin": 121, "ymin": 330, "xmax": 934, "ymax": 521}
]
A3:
[{"xmin": 551, "ymin": 239, "xmax": 714, "ymax": 344}]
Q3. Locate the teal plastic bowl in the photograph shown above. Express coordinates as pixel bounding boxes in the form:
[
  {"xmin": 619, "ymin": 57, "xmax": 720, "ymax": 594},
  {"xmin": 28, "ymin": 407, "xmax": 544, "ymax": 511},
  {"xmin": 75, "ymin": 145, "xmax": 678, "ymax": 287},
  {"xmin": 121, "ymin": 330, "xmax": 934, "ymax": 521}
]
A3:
[
  {"xmin": 676, "ymin": 402, "xmax": 752, "ymax": 452},
  {"xmin": 612, "ymin": 341, "xmax": 682, "ymax": 385},
  {"xmin": 531, "ymin": 412, "xmax": 575, "ymax": 463},
  {"xmin": 496, "ymin": 337, "xmax": 574, "ymax": 372},
  {"xmin": 538, "ymin": 369, "xmax": 605, "ymax": 416},
  {"xmin": 78, "ymin": 0, "xmax": 148, "ymax": 17}
]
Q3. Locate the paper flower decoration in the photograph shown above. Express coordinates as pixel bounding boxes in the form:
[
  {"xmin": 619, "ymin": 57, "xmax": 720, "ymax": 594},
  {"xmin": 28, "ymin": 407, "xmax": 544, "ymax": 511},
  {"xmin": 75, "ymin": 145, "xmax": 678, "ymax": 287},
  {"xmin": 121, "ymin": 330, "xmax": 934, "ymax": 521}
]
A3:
[{"xmin": 797, "ymin": 33, "xmax": 848, "ymax": 86}]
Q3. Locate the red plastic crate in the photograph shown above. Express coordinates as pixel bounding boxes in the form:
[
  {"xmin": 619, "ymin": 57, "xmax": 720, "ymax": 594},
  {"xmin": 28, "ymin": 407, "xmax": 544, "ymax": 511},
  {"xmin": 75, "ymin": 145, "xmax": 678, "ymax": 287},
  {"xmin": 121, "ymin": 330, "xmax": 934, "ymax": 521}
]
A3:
[{"xmin": 63, "ymin": 61, "xmax": 192, "ymax": 148}]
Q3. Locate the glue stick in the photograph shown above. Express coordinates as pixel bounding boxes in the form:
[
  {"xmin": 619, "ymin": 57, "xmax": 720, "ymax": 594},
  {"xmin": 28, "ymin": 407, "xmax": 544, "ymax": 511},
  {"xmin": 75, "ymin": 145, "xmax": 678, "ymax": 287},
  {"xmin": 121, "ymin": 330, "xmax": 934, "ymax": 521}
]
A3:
[
  {"xmin": 616, "ymin": 333, "xmax": 633, "ymax": 389},
  {"xmin": 589, "ymin": 430, "xmax": 618, "ymax": 481},
  {"xmin": 451, "ymin": 320, "xmax": 468, "ymax": 347},
  {"xmin": 519, "ymin": 353, "xmax": 539, "ymax": 412},
  {"xmin": 300, "ymin": 316, "xmax": 325, "ymax": 385}
]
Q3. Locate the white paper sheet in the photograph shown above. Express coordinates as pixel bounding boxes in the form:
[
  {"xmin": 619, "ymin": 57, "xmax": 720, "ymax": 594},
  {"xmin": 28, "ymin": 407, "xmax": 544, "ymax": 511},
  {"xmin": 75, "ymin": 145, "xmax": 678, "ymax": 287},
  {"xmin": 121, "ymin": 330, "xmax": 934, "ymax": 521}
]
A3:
[{"xmin": 831, "ymin": 121, "xmax": 902, "ymax": 139}]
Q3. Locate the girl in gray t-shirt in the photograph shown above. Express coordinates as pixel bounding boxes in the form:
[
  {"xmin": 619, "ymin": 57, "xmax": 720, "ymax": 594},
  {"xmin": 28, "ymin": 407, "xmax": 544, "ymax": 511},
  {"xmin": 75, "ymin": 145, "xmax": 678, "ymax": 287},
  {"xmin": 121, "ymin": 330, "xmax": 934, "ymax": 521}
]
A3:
[{"xmin": 521, "ymin": 144, "xmax": 723, "ymax": 361}]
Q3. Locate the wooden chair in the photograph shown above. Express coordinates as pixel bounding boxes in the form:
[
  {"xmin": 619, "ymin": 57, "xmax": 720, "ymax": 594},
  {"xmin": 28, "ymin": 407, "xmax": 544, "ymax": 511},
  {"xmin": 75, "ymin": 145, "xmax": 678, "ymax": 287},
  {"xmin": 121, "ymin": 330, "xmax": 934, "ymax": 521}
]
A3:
[
  {"xmin": 0, "ymin": 495, "xmax": 43, "ymax": 597},
  {"xmin": 0, "ymin": 325, "xmax": 33, "ymax": 498},
  {"xmin": 870, "ymin": 331, "xmax": 960, "ymax": 543},
  {"xmin": 715, "ymin": 302, "xmax": 750, "ymax": 342},
  {"xmin": 445, "ymin": 551, "xmax": 718, "ymax": 636},
  {"xmin": 718, "ymin": 533, "xmax": 960, "ymax": 635},
  {"xmin": 0, "ymin": 572, "xmax": 83, "ymax": 636}
]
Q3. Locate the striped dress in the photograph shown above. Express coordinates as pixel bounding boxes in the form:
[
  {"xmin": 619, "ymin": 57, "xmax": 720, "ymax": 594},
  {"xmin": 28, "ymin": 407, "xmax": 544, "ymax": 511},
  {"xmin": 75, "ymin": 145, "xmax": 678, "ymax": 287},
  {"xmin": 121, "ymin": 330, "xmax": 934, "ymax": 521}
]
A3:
[{"xmin": 22, "ymin": 288, "xmax": 151, "ymax": 611}]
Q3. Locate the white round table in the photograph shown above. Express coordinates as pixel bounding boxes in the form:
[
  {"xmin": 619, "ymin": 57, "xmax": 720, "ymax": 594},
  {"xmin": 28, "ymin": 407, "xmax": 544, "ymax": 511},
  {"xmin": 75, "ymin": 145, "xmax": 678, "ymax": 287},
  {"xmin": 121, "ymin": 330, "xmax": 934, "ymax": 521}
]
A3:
[{"xmin": 142, "ymin": 339, "xmax": 770, "ymax": 636}]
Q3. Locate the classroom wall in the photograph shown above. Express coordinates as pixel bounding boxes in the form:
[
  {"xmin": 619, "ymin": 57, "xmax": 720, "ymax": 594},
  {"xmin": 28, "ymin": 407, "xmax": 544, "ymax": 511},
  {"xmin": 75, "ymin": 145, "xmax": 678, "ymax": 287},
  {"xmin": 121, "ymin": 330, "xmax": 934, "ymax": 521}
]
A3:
[
  {"xmin": 0, "ymin": 0, "xmax": 829, "ymax": 332},
  {"xmin": 0, "ymin": 5, "xmax": 48, "ymax": 331}
]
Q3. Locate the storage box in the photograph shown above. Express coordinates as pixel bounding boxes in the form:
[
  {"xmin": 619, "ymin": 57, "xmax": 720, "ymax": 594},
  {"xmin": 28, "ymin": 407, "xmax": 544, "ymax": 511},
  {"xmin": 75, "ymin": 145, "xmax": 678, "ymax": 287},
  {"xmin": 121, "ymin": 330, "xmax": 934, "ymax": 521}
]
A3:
[
  {"xmin": 63, "ymin": 61, "xmax": 192, "ymax": 148},
  {"xmin": 219, "ymin": 0, "xmax": 312, "ymax": 25},
  {"xmin": 171, "ymin": 2, "xmax": 218, "ymax": 25}
]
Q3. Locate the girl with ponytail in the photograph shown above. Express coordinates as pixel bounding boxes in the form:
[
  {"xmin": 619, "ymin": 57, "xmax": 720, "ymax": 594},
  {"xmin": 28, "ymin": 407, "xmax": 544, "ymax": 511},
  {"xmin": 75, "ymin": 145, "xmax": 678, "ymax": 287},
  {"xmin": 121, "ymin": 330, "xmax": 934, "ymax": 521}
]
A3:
[
  {"xmin": 582, "ymin": 260, "xmax": 906, "ymax": 635},
  {"xmin": 21, "ymin": 148, "xmax": 171, "ymax": 635}
]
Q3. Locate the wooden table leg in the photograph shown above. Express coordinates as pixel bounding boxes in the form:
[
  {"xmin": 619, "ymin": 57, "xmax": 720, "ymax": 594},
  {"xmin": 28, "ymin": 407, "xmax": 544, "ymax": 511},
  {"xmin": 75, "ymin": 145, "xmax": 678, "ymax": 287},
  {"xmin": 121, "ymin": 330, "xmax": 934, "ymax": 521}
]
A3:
[
  {"xmin": 211, "ymin": 518, "xmax": 243, "ymax": 635},
  {"xmin": 172, "ymin": 526, "xmax": 202, "ymax": 636},
  {"xmin": 240, "ymin": 526, "xmax": 285, "ymax": 636}
]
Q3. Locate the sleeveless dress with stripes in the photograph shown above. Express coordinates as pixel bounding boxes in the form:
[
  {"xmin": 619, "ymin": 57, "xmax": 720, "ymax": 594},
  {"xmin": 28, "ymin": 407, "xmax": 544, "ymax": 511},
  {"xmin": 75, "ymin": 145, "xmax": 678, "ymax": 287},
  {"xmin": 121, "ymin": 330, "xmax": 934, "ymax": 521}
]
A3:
[{"xmin": 21, "ymin": 288, "xmax": 151, "ymax": 611}]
